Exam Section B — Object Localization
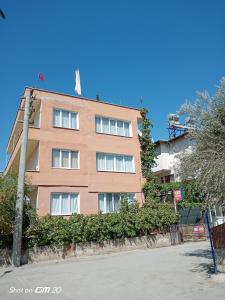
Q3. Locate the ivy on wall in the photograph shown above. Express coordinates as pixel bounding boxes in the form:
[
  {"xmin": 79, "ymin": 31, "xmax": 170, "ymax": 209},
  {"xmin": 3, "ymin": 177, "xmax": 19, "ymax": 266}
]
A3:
[{"xmin": 138, "ymin": 108, "xmax": 156, "ymax": 183}]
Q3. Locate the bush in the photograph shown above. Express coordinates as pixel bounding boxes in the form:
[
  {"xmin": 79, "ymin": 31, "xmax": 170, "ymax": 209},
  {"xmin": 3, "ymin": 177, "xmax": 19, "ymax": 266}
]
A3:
[
  {"xmin": 0, "ymin": 174, "xmax": 37, "ymax": 248},
  {"xmin": 29, "ymin": 199, "xmax": 179, "ymax": 247},
  {"xmin": 0, "ymin": 174, "xmax": 179, "ymax": 249}
]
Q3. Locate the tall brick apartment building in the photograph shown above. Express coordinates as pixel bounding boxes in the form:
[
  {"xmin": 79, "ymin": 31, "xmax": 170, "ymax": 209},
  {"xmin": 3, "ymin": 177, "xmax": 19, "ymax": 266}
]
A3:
[{"xmin": 5, "ymin": 88, "xmax": 144, "ymax": 216}]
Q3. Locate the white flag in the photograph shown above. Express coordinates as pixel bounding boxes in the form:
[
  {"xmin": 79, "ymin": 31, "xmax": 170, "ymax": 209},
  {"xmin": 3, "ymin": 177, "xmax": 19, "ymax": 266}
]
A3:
[{"xmin": 75, "ymin": 69, "xmax": 81, "ymax": 95}]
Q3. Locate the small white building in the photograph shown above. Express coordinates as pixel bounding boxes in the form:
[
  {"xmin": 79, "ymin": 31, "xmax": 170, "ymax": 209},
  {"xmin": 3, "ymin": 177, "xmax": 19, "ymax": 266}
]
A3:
[
  {"xmin": 153, "ymin": 132, "xmax": 194, "ymax": 183},
  {"xmin": 153, "ymin": 132, "xmax": 225, "ymax": 226}
]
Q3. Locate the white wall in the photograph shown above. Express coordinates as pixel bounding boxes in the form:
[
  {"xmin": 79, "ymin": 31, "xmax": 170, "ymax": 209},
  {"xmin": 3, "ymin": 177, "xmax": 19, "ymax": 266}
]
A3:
[
  {"xmin": 33, "ymin": 110, "xmax": 40, "ymax": 128},
  {"xmin": 26, "ymin": 146, "xmax": 39, "ymax": 171},
  {"xmin": 153, "ymin": 136, "xmax": 195, "ymax": 181}
]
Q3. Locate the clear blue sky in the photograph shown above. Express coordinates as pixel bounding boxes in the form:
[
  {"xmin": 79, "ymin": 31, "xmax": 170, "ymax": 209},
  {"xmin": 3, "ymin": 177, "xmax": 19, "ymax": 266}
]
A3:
[{"xmin": 1, "ymin": 0, "xmax": 225, "ymax": 171}]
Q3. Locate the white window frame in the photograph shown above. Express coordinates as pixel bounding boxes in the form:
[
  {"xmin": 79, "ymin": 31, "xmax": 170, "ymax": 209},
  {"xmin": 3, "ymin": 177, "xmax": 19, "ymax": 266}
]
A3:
[
  {"xmin": 52, "ymin": 149, "xmax": 80, "ymax": 169},
  {"xmin": 95, "ymin": 116, "xmax": 132, "ymax": 137},
  {"xmin": 98, "ymin": 193, "xmax": 136, "ymax": 213},
  {"xmin": 53, "ymin": 108, "xmax": 79, "ymax": 130},
  {"xmin": 50, "ymin": 193, "xmax": 80, "ymax": 216},
  {"xmin": 96, "ymin": 152, "xmax": 135, "ymax": 173}
]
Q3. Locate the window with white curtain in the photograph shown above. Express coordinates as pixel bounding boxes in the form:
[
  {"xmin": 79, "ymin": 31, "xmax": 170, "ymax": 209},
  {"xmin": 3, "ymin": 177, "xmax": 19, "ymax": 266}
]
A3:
[
  {"xmin": 102, "ymin": 118, "xmax": 110, "ymax": 134},
  {"xmin": 51, "ymin": 193, "xmax": 79, "ymax": 215},
  {"xmin": 106, "ymin": 154, "xmax": 114, "ymax": 171},
  {"xmin": 96, "ymin": 153, "xmax": 134, "ymax": 173},
  {"xmin": 53, "ymin": 109, "xmax": 78, "ymax": 129},
  {"xmin": 124, "ymin": 156, "xmax": 133, "ymax": 172},
  {"xmin": 95, "ymin": 116, "xmax": 132, "ymax": 137},
  {"xmin": 95, "ymin": 117, "xmax": 101, "ymax": 132},
  {"xmin": 116, "ymin": 156, "xmax": 124, "ymax": 172},
  {"xmin": 98, "ymin": 193, "xmax": 136, "ymax": 213},
  {"xmin": 52, "ymin": 149, "xmax": 79, "ymax": 169}
]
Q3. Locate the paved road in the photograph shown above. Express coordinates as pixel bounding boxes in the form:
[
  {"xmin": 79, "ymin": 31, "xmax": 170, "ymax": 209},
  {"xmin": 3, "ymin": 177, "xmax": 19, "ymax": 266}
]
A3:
[{"xmin": 0, "ymin": 241, "xmax": 224, "ymax": 300}]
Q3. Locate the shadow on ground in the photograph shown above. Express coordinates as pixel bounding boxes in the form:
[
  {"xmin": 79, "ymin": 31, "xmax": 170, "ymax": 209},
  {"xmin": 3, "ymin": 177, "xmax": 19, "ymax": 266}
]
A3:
[
  {"xmin": 183, "ymin": 248, "xmax": 211, "ymax": 259},
  {"xmin": 183, "ymin": 248, "xmax": 213, "ymax": 276}
]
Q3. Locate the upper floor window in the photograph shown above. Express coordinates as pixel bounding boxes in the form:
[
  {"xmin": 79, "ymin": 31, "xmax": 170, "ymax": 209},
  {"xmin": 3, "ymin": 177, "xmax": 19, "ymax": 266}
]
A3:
[
  {"xmin": 96, "ymin": 152, "xmax": 134, "ymax": 173},
  {"xmin": 137, "ymin": 118, "xmax": 142, "ymax": 136},
  {"xmin": 52, "ymin": 149, "xmax": 79, "ymax": 169},
  {"xmin": 95, "ymin": 116, "xmax": 132, "ymax": 137},
  {"xmin": 53, "ymin": 109, "xmax": 78, "ymax": 129},
  {"xmin": 51, "ymin": 193, "xmax": 79, "ymax": 215}
]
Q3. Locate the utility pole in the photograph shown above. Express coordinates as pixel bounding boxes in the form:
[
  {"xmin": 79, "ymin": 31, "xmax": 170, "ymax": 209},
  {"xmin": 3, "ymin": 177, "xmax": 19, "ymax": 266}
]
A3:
[{"xmin": 12, "ymin": 89, "xmax": 32, "ymax": 267}]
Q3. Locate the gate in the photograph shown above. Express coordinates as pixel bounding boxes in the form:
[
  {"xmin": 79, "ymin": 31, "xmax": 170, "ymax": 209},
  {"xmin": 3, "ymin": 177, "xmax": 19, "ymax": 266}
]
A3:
[{"xmin": 179, "ymin": 224, "xmax": 208, "ymax": 242}]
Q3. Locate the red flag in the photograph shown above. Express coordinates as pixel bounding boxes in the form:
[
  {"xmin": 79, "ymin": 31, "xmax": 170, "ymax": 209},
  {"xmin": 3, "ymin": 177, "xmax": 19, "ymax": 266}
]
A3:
[{"xmin": 38, "ymin": 73, "xmax": 45, "ymax": 81}]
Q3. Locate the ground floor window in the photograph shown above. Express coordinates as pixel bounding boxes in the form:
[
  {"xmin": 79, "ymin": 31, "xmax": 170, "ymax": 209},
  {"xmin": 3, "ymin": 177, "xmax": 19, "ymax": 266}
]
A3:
[
  {"xmin": 51, "ymin": 193, "xmax": 79, "ymax": 215},
  {"xmin": 98, "ymin": 193, "xmax": 136, "ymax": 213}
]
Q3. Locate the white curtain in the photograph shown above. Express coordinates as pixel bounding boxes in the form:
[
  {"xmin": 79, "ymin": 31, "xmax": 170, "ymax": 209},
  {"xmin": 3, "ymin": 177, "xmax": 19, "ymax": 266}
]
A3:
[
  {"xmin": 110, "ymin": 119, "xmax": 116, "ymax": 135},
  {"xmin": 51, "ymin": 194, "xmax": 60, "ymax": 215},
  {"xmin": 62, "ymin": 151, "xmax": 69, "ymax": 168},
  {"xmin": 71, "ymin": 112, "xmax": 77, "ymax": 129},
  {"xmin": 114, "ymin": 193, "xmax": 120, "ymax": 211},
  {"xmin": 70, "ymin": 194, "xmax": 78, "ymax": 213},
  {"xmin": 98, "ymin": 194, "xmax": 105, "ymax": 212},
  {"xmin": 106, "ymin": 193, "xmax": 113, "ymax": 212},
  {"xmin": 71, "ymin": 151, "xmax": 78, "ymax": 168},
  {"xmin": 52, "ymin": 149, "xmax": 60, "ymax": 167},
  {"xmin": 61, "ymin": 193, "xmax": 70, "ymax": 214},
  {"xmin": 95, "ymin": 117, "xmax": 101, "ymax": 132},
  {"xmin": 124, "ymin": 156, "xmax": 133, "ymax": 172},
  {"xmin": 116, "ymin": 156, "xmax": 124, "ymax": 172},
  {"xmin": 106, "ymin": 154, "xmax": 114, "ymax": 171},
  {"xmin": 62, "ymin": 111, "xmax": 70, "ymax": 128},
  {"xmin": 53, "ymin": 110, "xmax": 60, "ymax": 127},
  {"xmin": 117, "ymin": 121, "xmax": 124, "ymax": 136},
  {"xmin": 102, "ymin": 118, "xmax": 109, "ymax": 133},
  {"xmin": 97, "ymin": 153, "xmax": 105, "ymax": 171},
  {"xmin": 124, "ymin": 122, "xmax": 130, "ymax": 136}
]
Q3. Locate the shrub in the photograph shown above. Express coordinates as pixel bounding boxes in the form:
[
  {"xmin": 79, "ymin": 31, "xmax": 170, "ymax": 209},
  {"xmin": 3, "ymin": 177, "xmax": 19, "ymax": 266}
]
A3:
[
  {"xmin": 29, "ymin": 199, "xmax": 179, "ymax": 247},
  {"xmin": 0, "ymin": 174, "xmax": 36, "ymax": 248}
]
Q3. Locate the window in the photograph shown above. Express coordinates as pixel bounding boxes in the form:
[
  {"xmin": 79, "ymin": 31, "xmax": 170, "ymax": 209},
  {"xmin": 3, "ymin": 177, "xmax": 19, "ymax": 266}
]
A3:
[
  {"xmin": 137, "ymin": 118, "xmax": 142, "ymax": 136},
  {"xmin": 51, "ymin": 193, "xmax": 79, "ymax": 215},
  {"xmin": 52, "ymin": 149, "xmax": 79, "ymax": 169},
  {"xmin": 102, "ymin": 118, "xmax": 110, "ymax": 134},
  {"xmin": 95, "ymin": 116, "xmax": 132, "ymax": 137},
  {"xmin": 96, "ymin": 153, "xmax": 134, "ymax": 173},
  {"xmin": 98, "ymin": 193, "xmax": 136, "ymax": 213},
  {"xmin": 53, "ymin": 109, "xmax": 78, "ymax": 129}
]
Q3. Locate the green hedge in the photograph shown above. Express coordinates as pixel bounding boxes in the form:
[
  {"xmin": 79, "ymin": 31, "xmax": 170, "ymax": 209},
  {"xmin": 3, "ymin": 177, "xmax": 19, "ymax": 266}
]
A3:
[{"xmin": 28, "ymin": 200, "xmax": 179, "ymax": 247}]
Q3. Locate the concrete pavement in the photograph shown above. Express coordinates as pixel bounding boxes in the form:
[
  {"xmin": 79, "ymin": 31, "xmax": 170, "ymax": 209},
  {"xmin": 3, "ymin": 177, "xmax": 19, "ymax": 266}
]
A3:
[{"xmin": 0, "ymin": 241, "xmax": 224, "ymax": 300}]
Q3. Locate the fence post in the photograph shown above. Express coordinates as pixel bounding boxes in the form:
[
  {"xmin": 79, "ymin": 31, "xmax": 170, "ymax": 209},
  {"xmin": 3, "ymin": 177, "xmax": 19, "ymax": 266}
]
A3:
[{"xmin": 205, "ymin": 211, "xmax": 217, "ymax": 273}]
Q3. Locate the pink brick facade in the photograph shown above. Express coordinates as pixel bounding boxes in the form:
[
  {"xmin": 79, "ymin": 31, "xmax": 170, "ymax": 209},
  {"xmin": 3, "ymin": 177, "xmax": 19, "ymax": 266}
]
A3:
[{"xmin": 5, "ymin": 88, "xmax": 144, "ymax": 216}]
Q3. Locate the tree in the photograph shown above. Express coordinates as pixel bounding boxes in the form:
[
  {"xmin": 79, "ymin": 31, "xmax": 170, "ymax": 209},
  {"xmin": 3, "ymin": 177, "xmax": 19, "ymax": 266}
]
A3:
[
  {"xmin": 0, "ymin": 174, "xmax": 37, "ymax": 248},
  {"xmin": 138, "ymin": 108, "xmax": 158, "ymax": 199},
  {"xmin": 177, "ymin": 77, "xmax": 225, "ymax": 207},
  {"xmin": 139, "ymin": 108, "xmax": 156, "ymax": 181}
]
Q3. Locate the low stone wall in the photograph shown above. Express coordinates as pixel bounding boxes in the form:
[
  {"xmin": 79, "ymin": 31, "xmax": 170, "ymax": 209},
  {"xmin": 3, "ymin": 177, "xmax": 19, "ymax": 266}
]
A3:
[{"xmin": 0, "ymin": 233, "xmax": 173, "ymax": 266}]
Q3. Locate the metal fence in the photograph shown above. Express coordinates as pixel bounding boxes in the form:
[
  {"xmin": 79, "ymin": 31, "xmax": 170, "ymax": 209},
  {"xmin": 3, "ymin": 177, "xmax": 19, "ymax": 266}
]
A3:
[{"xmin": 211, "ymin": 222, "xmax": 225, "ymax": 249}]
